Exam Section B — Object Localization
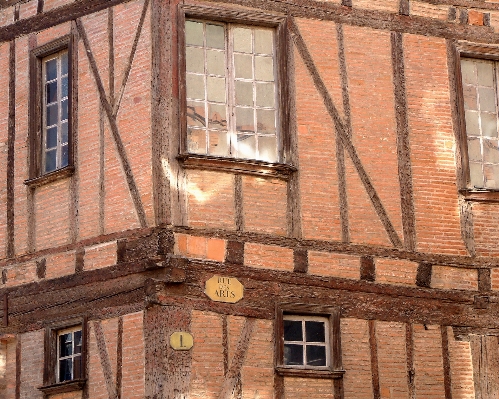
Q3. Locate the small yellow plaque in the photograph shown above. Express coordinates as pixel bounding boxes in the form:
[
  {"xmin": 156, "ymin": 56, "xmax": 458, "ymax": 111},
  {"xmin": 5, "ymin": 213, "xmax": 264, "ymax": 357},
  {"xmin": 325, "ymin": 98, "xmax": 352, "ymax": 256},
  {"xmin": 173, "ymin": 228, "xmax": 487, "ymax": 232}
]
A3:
[
  {"xmin": 170, "ymin": 332, "xmax": 194, "ymax": 350},
  {"xmin": 205, "ymin": 275, "xmax": 244, "ymax": 303}
]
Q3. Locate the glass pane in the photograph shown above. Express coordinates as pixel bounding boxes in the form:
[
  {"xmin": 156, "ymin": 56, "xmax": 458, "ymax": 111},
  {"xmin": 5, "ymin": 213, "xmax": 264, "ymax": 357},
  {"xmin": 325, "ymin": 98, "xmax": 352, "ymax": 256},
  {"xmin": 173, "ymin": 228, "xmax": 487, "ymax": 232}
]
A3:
[
  {"xmin": 306, "ymin": 345, "xmax": 326, "ymax": 367},
  {"xmin": 187, "ymin": 101, "xmax": 206, "ymax": 127},
  {"xmin": 235, "ymin": 80, "xmax": 253, "ymax": 106},
  {"xmin": 206, "ymin": 24, "xmax": 225, "ymax": 49},
  {"xmin": 74, "ymin": 355, "xmax": 82, "ymax": 379},
  {"xmin": 481, "ymin": 113, "xmax": 498, "ymax": 137},
  {"xmin": 257, "ymin": 109, "xmax": 276, "ymax": 134},
  {"xmin": 484, "ymin": 139, "xmax": 499, "ymax": 164},
  {"xmin": 46, "ymin": 127, "xmax": 57, "ymax": 149},
  {"xmin": 74, "ymin": 330, "xmax": 82, "ymax": 354},
  {"xmin": 46, "ymin": 58, "xmax": 57, "ymax": 81},
  {"xmin": 46, "ymin": 104, "xmax": 58, "ymax": 127},
  {"xmin": 61, "ymin": 52, "xmax": 68, "ymax": 75},
  {"xmin": 207, "ymin": 77, "xmax": 226, "ymax": 102},
  {"xmin": 187, "ymin": 128, "xmax": 206, "ymax": 154},
  {"xmin": 233, "ymin": 27, "xmax": 252, "ymax": 53},
  {"xmin": 208, "ymin": 103, "xmax": 227, "ymax": 129},
  {"xmin": 46, "ymin": 81, "xmax": 58, "ymax": 104},
  {"xmin": 45, "ymin": 149, "xmax": 56, "ymax": 173},
  {"xmin": 237, "ymin": 134, "xmax": 256, "ymax": 159},
  {"xmin": 234, "ymin": 54, "xmax": 253, "ymax": 79},
  {"xmin": 206, "ymin": 49, "xmax": 225, "ymax": 76},
  {"xmin": 59, "ymin": 359, "xmax": 72, "ymax": 382},
  {"xmin": 258, "ymin": 135, "xmax": 277, "ymax": 162},
  {"xmin": 62, "ymin": 76, "xmax": 68, "ymax": 98},
  {"xmin": 479, "ymin": 87, "xmax": 496, "ymax": 112},
  {"xmin": 61, "ymin": 99, "xmax": 68, "ymax": 121},
  {"xmin": 284, "ymin": 344, "xmax": 303, "ymax": 366},
  {"xmin": 255, "ymin": 56, "xmax": 274, "ymax": 81},
  {"xmin": 208, "ymin": 131, "xmax": 228, "ymax": 156},
  {"xmin": 61, "ymin": 122, "xmax": 68, "ymax": 143},
  {"xmin": 469, "ymin": 162, "xmax": 484, "ymax": 188},
  {"xmin": 59, "ymin": 332, "xmax": 73, "ymax": 357},
  {"xmin": 254, "ymin": 29, "xmax": 273, "ymax": 55},
  {"xmin": 477, "ymin": 61, "xmax": 494, "ymax": 87},
  {"xmin": 467, "ymin": 137, "xmax": 482, "ymax": 162},
  {"xmin": 256, "ymin": 82, "xmax": 275, "ymax": 107},
  {"xmin": 463, "ymin": 85, "xmax": 478, "ymax": 111},
  {"xmin": 61, "ymin": 144, "xmax": 68, "ymax": 167},
  {"xmin": 305, "ymin": 321, "xmax": 325, "ymax": 342},
  {"xmin": 185, "ymin": 21, "xmax": 204, "ymax": 46},
  {"xmin": 284, "ymin": 320, "xmax": 303, "ymax": 341},
  {"xmin": 460, "ymin": 59, "xmax": 476, "ymax": 85},
  {"xmin": 465, "ymin": 110, "xmax": 480, "ymax": 137},
  {"xmin": 186, "ymin": 74, "xmax": 205, "ymax": 100},
  {"xmin": 235, "ymin": 107, "xmax": 254, "ymax": 132},
  {"xmin": 484, "ymin": 164, "xmax": 499, "ymax": 188},
  {"xmin": 186, "ymin": 47, "xmax": 204, "ymax": 74}
]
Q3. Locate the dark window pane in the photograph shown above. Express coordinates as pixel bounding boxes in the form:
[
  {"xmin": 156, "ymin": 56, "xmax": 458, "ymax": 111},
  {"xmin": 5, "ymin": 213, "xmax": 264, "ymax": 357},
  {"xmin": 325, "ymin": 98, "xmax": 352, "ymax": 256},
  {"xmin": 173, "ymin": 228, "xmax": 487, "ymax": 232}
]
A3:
[
  {"xmin": 59, "ymin": 332, "xmax": 73, "ymax": 357},
  {"xmin": 61, "ymin": 145, "xmax": 69, "ymax": 167},
  {"xmin": 62, "ymin": 76, "xmax": 68, "ymax": 98},
  {"xmin": 284, "ymin": 320, "xmax": 302, "ymax": 341},
  {"xmin": 46, "ymin": 104, "xmax": 58, "ymax": 126},
  {"xmin": 46, "ymin": 59, "xmax": 57, "ymax": 81},
  {"xmin": 46, "ymin": 127, "xmax": 57, "ymax": 149},
  {"xmin": 61, "ymin": 99, "xmax": 68, "ymax": 121},
  {"xmin": 305, "ymin": 321, "xmax": 325, "ymax": 342},
  {"xmin": 59, "ymin": 358, "xmax": 72, "ymax": 382},
  {"xmin": 45, "ymin": 150, "xmax": 56, "ymax": 173},
  {"xmin": 61, "ymin": 52, "xmax": 68, "ymax": 75},
  {"xmin": 306, "ymin": 345, "xmax": 326, "ymax": 367},
  {"xmin": 61, "ymin": 122, "xmax": 68, "ymax": 144},
  {"xmin": 46, "ymin": 81, "xmax": 58, "ymax": 104},
  {"xmin": 74, "ymin": 330, "xmax": 82, "ymax": 353},
  {"xmin": 284, "ymin": 344, "xmax": 303, "ymax": 366}
]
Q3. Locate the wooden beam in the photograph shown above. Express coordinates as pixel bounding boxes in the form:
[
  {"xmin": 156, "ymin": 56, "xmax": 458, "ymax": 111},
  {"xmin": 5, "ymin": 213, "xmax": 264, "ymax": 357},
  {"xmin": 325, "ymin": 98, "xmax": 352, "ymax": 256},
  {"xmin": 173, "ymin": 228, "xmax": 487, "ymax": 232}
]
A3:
[{"xmin": 94, "ymin": 320, "xmax": 119, "ymax": 399}]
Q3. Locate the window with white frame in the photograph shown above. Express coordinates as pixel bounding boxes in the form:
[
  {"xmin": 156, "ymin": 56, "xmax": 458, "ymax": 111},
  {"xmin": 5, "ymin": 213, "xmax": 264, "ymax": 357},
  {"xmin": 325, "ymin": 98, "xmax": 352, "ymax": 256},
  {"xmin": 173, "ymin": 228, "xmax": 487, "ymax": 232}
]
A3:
[
  {"xmin": 56, "ymin": 327, "xmax": 82, "ymax": 383},
  {"xmin": 283, "ymin": 315, "xmax": 329, "ymax": 368},
  {"xmin": 184, "ymin": 19, "xmax": 279, "ymax": 163},
  {"xmin": 42, "ymin": 50, "xmax": 69, "ymax": 174}
]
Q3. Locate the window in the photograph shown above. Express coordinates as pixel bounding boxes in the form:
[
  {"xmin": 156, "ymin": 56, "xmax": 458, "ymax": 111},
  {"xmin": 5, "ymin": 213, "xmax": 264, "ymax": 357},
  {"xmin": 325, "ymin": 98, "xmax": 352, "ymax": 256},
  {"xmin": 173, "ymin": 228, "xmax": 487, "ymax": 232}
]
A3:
[
  {"xmin": 42, "ymin": 51, "xmax": 70, "ymax": 174},
  {"xmin": 179, "ymin": 5, "xmax": 291, "ymax": 174},
  {"xmin": 275, "ymin": 305, "xmax": 344, "ymax": 378},
  {"xmin": 27, "ymin": 35, "xmax": 75, "ymax": 187},
  {"xmin": 39, "ymin": 321, "xmax": 86, "ymax": 395},
  {"xmin": 283, "ymin": 315, "xmax": 329, "ymax": 368},
  {"xmin": 56, "ymin": 327, "xmax": 83, "ymax": 383}
]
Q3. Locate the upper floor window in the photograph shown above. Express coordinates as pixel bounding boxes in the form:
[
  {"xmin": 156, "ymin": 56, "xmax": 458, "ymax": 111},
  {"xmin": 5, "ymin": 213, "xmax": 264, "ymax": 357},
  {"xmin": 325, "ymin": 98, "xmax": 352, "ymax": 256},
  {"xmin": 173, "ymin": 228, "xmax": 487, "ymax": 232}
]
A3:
[
  {"xmin": 184, "ymin": 20, "xmax": 278, "ymax": 162},
  {"xmin": 43, "ymin": 50, "xmax": 70, "ymax": 174},
  {"xmin": 57, "ymin": 326, "xmax": 82, "ymax": 383},
  {"xmin": 461, "ymin": 57, "xmax": 499, "ymax": 189}
]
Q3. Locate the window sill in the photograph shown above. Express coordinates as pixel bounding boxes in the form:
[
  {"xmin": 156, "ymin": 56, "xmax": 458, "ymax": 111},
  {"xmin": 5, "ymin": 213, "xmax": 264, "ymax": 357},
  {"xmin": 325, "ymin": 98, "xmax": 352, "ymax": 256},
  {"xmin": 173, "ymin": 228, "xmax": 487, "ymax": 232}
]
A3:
[
  {"xmin": 38, "ymin": 379, "xmax": 86, "ymax": 395},
  {"xmin": 24, "ymin": 166, "xmax": 75, "ymax": 188},
  {"xmin": 460, "ymin": 189, "xmax": 499, "ymax": 202},
  {"xmin": 177, "ymin": 154, "xmax": 296, "ymax": 180},
  {"xmin": 275, "ymin": 366, "xmax": 345, "ymax": 379}
]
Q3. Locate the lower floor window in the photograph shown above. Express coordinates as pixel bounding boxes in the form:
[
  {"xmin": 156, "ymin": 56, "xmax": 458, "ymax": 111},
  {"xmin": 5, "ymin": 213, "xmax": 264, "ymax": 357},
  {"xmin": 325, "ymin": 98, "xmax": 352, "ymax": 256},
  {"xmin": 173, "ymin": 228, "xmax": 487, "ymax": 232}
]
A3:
[
  {"xmin": 283, "ymin": 315, "xmax": 329, "ymax": 368},
  {"xmin": 57, "ymin": 327, "xmax": 82, "ymax": 383}
]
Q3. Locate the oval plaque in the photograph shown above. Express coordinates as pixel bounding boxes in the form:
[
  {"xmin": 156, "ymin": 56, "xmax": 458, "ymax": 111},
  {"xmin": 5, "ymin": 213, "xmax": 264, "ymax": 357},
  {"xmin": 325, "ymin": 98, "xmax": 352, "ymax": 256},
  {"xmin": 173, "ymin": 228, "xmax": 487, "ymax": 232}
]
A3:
[
  {"xmin": 205, "ymin": 275, "xmax": 244, "ymax": 303},
  {"xmin": 170, "ymin": 332, "xmax": 194, "ymax": 350}
]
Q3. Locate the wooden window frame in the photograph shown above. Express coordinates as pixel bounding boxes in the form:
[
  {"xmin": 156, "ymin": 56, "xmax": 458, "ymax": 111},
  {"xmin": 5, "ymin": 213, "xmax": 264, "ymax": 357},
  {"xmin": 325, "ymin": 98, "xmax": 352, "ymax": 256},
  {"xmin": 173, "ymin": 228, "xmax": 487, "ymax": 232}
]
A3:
[
  {"xmin": 177, "ymin": 4, "xmax": 296, "ymax": 179},
  {"xmin": 38, "ymin": 318, "xmax": 87, "ymax": 396},
  {"xmin": 25, "ymin": 34, "xmax": 77, "ymax": 188},
  {"xmin": 453, "ymin": 42, "xmax": 499, "ymax": 201},
  {"xmin": 275, "ymin": 304, "xmax": 345, "ymax": 379}
]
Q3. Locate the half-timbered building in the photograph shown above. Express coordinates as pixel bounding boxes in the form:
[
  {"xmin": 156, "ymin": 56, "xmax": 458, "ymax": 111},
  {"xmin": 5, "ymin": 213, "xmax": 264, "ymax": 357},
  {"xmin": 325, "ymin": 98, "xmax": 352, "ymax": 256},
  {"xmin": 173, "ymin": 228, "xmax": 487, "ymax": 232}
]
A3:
[{"xmin": 1, "ymin": 0, "xmax": 499, "ymax": 397}]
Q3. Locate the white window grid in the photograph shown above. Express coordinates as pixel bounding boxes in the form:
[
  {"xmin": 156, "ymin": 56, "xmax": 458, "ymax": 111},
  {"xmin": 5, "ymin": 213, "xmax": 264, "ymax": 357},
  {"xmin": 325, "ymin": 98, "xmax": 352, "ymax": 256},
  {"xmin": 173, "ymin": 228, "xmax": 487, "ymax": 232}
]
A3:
[
  {"xmin": 42, "ymin": 50, "xmax": 69, "ymax": 174},
  {"xmin": 185, "ymin": 20, "xmax": 279, "ymax": 162},
  {"xmin": 283, "ymin": 315, "xmax": 330, "ymax": 369},
  {"xmin": 56, "ymin": 326, "xmax": 82, "ymax": 383}
]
